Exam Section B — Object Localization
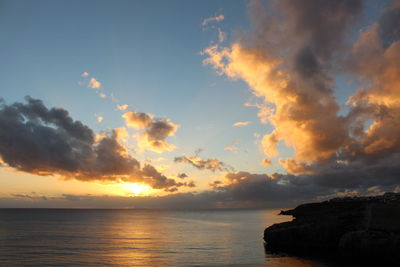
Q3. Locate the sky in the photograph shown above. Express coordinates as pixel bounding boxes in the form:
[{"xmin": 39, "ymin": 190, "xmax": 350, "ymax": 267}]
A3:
[{"xmin": 1, "ymin": 0, "xmax": 400, "ymax": 208}]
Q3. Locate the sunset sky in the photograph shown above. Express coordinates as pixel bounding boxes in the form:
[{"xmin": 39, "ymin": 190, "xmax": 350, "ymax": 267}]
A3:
[{"xmin": 1, "ymin": 0, "xmax": 399, "ymax": 208}]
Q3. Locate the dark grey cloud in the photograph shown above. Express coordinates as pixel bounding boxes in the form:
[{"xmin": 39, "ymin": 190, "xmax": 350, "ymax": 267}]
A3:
[
  {"xmin": 12, "ymin": 193, "xmax": 48, "ymax": 201},
  {"xmin": 233, "ymin": 155, "xmax": 399, "ymax": 208},
  {"xmin": 177, "ymin": 173, "xmax": 188, "ymax": 179},
  {"xmin": 0, "ymin": 97, "xmax": 191, "ymax": 191},
  {"xmin": 141, "ymin": 164, "xmax": 196, "ymax": 190},
  {"xmin": 378, "ymin": 1, "xmax": 400, "ymax": 47},
  {"xmin": 174, "ymin": 155, "xmax": 234, "ymax": 172},
  {"xmin": 279, "ymin": 0, "xmax": 362, "ymax": 57},
  {"xmin": 209, "ymin": 156, "xmax": 400, "ymax": 208},
  {"xmin": 3, "ymin": 153, "xmax": 400, "ymax": 209}
]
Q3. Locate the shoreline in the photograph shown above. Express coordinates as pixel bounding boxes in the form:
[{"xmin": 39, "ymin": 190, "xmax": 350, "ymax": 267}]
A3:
[{"xmin": 264, "ymin": 192, "xmax": 400, "ymax": 265}]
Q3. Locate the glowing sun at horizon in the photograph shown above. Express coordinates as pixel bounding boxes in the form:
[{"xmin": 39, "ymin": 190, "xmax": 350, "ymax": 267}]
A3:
[{"xmin": 124, "ymin": 183, "xmax": 152, "ymax": 196}]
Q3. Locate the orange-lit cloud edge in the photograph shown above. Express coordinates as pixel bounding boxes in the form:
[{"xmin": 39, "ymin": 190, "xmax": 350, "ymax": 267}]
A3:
[{"xmin": 2, "ymin": 0, "xmax": 400, "ymax": 208}]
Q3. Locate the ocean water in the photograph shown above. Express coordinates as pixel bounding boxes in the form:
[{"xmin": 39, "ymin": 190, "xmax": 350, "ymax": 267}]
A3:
[{"xmin": 0, "ymin": 209, "xmax": 331, "ymax": 266}]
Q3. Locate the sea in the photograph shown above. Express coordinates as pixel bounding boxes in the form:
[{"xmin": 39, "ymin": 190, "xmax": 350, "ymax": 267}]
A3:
[{"xmin": 0, "ymin": 209, "xmax": 333, "ymax": 266}]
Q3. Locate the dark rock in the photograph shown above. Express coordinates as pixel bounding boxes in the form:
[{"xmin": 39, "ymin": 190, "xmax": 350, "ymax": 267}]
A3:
[{"xmin": 264, "ymin": 192, "xmax": 400, "ymax": 264}]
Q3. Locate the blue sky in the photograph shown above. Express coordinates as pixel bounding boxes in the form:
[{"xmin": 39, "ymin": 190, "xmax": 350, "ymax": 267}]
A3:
[
  {"xmin": 1, "ymin": 0, "xmax": 399, "ymax": 207},
  {"xmin": 0, "ymin": 0, "xmax": 278, "ymax": 195}
]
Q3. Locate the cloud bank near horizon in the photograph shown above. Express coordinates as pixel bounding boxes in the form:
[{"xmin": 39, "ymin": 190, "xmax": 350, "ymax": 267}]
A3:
[{"xmin": 0, "ymin": 96, "xmax": 193, "ymax": 192}]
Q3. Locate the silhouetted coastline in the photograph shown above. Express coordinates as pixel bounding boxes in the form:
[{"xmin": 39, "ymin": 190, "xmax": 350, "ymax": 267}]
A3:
[{"xmin": 264, "ymin": 192, "xmax": 400, "ymax": 265}]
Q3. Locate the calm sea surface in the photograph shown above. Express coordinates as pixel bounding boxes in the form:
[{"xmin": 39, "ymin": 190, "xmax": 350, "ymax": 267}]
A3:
[{"xmin": 0, "ymin": 209, "xmax": 332, "ymax": 266}]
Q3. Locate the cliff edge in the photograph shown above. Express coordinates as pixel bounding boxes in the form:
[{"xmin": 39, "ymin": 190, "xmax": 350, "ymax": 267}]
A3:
[{"xmin": 264, "ymin": 192, "xmax": 400, "ymax": 263}]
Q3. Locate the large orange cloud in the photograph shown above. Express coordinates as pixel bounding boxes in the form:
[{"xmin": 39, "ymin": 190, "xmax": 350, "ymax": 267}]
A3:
[
  {"xmin": 346, "ymin": 15, "xmax": 400, "ymax": 160},
  {"xmin": 202, "ymin": 0, "xmax": 400, "ymax": 175},
  {"xmin": 203, "ymin": 33, "xmax": 348, "ymax": 172}
]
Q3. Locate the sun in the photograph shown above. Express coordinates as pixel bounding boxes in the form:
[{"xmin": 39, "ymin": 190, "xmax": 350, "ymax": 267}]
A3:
[{"xmin": 124, "ymin": 183, "xmax": 151, "ymax": 196}]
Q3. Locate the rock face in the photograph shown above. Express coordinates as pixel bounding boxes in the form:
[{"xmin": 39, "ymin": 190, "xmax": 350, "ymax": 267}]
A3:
[{"xmin": 264, "ymin": 192, "xmax": 400, "ymax": 263}]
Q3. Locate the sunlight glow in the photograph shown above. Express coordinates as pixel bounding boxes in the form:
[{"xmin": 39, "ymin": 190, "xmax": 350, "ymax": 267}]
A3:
[{"xmin": 124, "ymin": 183, "xmax": 152, "ymax": 196}]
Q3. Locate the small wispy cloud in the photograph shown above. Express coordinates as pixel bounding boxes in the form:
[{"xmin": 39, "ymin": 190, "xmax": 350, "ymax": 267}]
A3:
[
  {"xmin": 122, "ymin": 111, "xmax": 179, "ymax": 153},
  {"xmin": 224, "ymin": 145, "xmax": 237, "ymax": 151},
  {"xmin": 225, "ymin": 140, "xmax": 239, "ymax": 151},
  {"xmin": 81, "ymin": 72, "xmax": 89, "ymax": 77},
  {"xmin": 99, "ymin": 92, "xmax": 107, "ymax": 99},
  {"xmin": 110, "ymin": 93, "xmax": 118, "ymax": 103},
  {"xmin": 233, "ymin": 121, "xmax": 251, "ymax": 127},
  {"xmin": 218, "ymin": 29, "xmax": 226, "ymax": 43},
  {"xmin": 89, "ymin": 77, "xmax": 101, "ymax": 89},
  {"xmin": 146, "ymin": 157, "xmax": 166, "ymax": 163},
  {"xmin": 174, "ymin": 152, "xmax": 233, "ymax": 173},
  {"xmin": 261, "ymin": 158, "xmax": 272, "ymax": 166},
  {"xmin": 244, "ymin": 102, "xmax": 273, "ymax": 124},
  {"xmin": 117, "ymin": 104, "xmax": 129, "ymax": 110},
  {"xmin": 177, "ymin": 173, "xmax": 188, "ymax": 179},
  {"xmin": 202, "ymin": 14, "xmax": 224, "ymax": 26}
]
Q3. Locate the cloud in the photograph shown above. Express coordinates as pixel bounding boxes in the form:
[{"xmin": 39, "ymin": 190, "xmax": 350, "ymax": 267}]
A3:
[
  {"xmin": 218, "ymin": 29, "xmax": 226, "ymax": 43},
  {"xmin": 89, "ymin": 78, "xmax": 101, "ymax": 89},
  {"xmin": 140, "ymin": 164, "xmax": 195, "ymax": 191},
  {"xmin": 114, "ymin": 127, "xmax": 129, "ymax": 143},
  {"xmin": 343, "ymin": 2, "xmax": 400, "ymax": 164},
  {"xmin": 7, "ymin": 155, "xmax": 400, "ymax": 209},
  {"xmin": 4, "ymin": 2, "xmax": 400, "ymax": 209},
  {"xmin": 208, "ymin": 180, "xmax": 223, "ymax": 190},
  {"xmin": 233, "ymin": 121, "xmax": 251, "ymax": 127},
  {"xmin": 3, "ymin": 152, "xmax": 400, "ymax": 208},
  {"xmin": 97, "ymin": 116, "xmax": 103, "ymax": 123},
  {"xmin": 123, "ymin": 111, "xmax": 153, "ymax": 129},
  {"xmin": 244, "ymin": 102, "xmax": 273, "ymax": 124},
  {"xmin": 224, "ymin": 145, "xmax": 237, "ymax": 151},
  {"xmin": 199, "ymin": 0, "xmax": 400, "ymax": 204},
  {"xmin": 213, "ymin": 172, "xmax": 315, "ymax": 207},
  {"xmin": 225, "ymin": 140, "xmax": 239, "ymax": 151},
  {"xmin": 110, "ymin": 93, "xmax": 118, "ymax": 103},
  {"xmin": 122, "ymin": 111, "xmax": 178, "ymax": 153},
  {"xmin": 145, "ymin": 157, "xmax": 166, "ymax": 163},
  {"xmin": 261, "ymin": 159, "xmax": 272, "ymax": 166},
  {"xmin": 203, "ymin": 0, "xmax": 364, "ymax": 169},
  {"xmin": 117, "ymin": 104, "xmax": 129, "ymax": 110},
  {"xmin": 80, "ymin": 73, "xmax": 109, "ymax": 101},
  {"xmin": 177, "ymin": 173, "xmax": 188, "ymax": 179},
  {"xmin": 202, "ymin": 14, "xmax": 224, "ymax": 26},
  {"xmin": 279, "ymin": 158, "xmax": 314, "ymax": 174},
  {"xmin": 206, "ymin": 156, "xmax": 400, "ymax": 207},
  {"xmin": 0, "ymin": 97, "xmax": 191, "ymax": 192},
  {"xmin": 174, "ymin": 154, "xmax": 233, "ymax": 172}
]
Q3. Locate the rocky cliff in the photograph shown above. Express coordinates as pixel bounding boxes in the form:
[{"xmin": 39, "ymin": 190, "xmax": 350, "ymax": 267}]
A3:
[{"xmin": 264, "ymin": 192, "xmax": 400, "ymax": 264}]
